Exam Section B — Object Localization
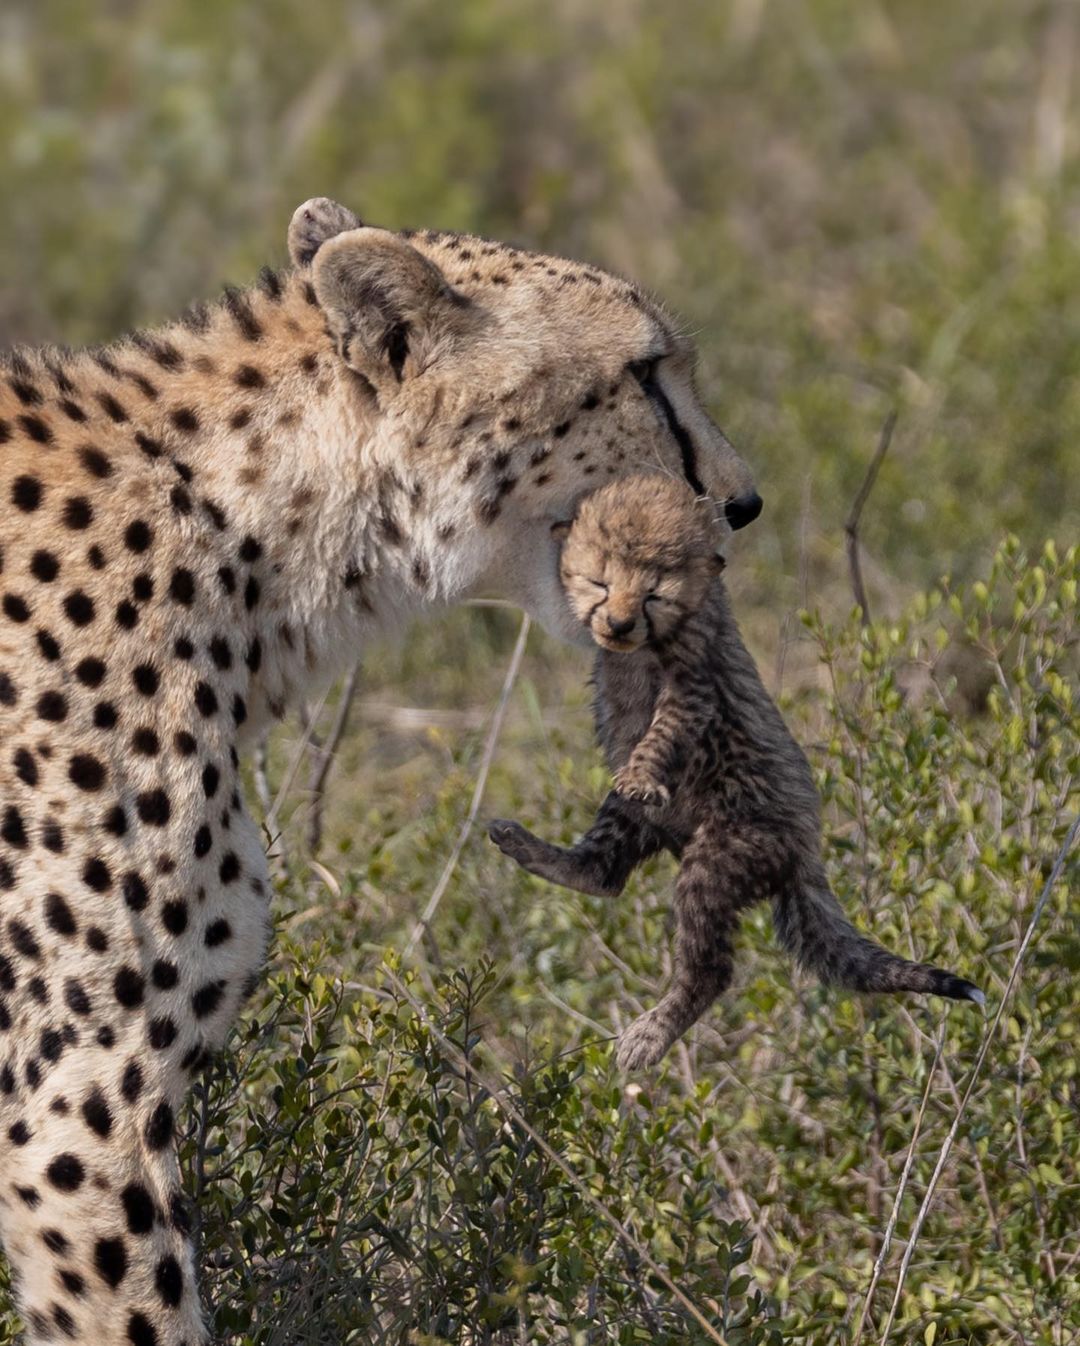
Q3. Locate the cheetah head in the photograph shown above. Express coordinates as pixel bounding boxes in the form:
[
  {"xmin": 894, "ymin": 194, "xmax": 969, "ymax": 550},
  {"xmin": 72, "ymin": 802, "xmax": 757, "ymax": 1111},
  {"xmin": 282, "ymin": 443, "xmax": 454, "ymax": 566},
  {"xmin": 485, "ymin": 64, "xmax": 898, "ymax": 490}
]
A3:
[{"xmin": 290, "ymin": 198, "xmax": 760, "ymax": 644}]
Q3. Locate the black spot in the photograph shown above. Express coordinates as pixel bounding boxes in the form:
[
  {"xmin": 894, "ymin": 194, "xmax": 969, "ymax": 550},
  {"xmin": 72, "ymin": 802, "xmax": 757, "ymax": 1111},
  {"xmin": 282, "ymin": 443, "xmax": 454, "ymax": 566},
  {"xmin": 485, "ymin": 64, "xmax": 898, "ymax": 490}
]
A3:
[
  {"xmin": 206, "ymin": 920, "xmax": 231, "ymax": 952},
  {"xmin": 127, "ymin": 1311, "xmax": 158, "ymax": 1346},
  {"xmin": 62, "ymin": 497, "xmax": 93, "ymax": 529},
  {"xmin": 229, "ymin": 406, "xmax": 252, "ymax": 430},
  {"xmin": 115, "ymin": 600, "xmax": 139, "ymax": 630},
  {"xmin": 47, "ymin": 1154, "xmax": 85, "ymax": 1192},
  {"xmin": 120, "ymin": 1183, "xmax": 156, "ymax": 1236},
  {"xmin": 246, "ymin": 637, "xmax": 262, "ymax": 672},
  {"xmin": 3, "ymin": 593, "xmax": 31, "ymax": 623},
  {"xmin": 170, "ymin": 406, "xmax": 199, "ymax": 434},
  {"xmin": 217, "ymin": 853, "xmax": 240, "ymax": 884},
  {"xmin": 132, "ymin": 573, "xmax": 153, "ymax": 602},
  {"xmin": 16, "ymin": 1184, "xmax": 41, "ymax": 1208},
  {"xmin": 45, "ymin": 893, "xmax": 77, "ymax": 936},
  {"xmin": 65, "ymin": 979, "xmax": 91, "ymax": 1015},
  {"xmin": 42, "ymin": 819, "xmax": 64, "ymax": 853},
  {"xmin": 63, "ymin": 591, "xmax": 95, "ymax": 626},
  {"xmin": 35, "ymin": 629, "xmax": 61, "ymax": 661},
  {"xmin": 244, "ymin": 575, "xmax": 260, "ymax": 609},
  {"xmin": 132, "ymin": 664, "xmax": 160, "ymax": 696},
  {"xmin": 78, "ymin": 445, "xmax": 113, "ymax": 477},
  {"xmin": 232, "ymin": 695, "xmax": 247, "ymax": 726},
  {"xmin": 174, "ymin": 731, "xmax": 197, "ymax": 756},
  {"xmin": 155, "ymin": 1254, "xmax": 183, "ymax": 1308},
  {"xmin": 13, "ymin": 746, "xmax": 37, "ymax": 786},
  {"xmin": 113, "ymin": 967, "xmax": 145, "ymax": 1009},
  {"xmin": 1, "ymin": 805, "xmax": 26, "ymax": 848},
  {"xmin": 169, "ymin": 568, "xmax": 195, "ymax": 605},
  {"xmin": 69, "ymin": 755, "xmax": 106, "ymax": 791},
  {"xmin": 75, "ymin": 657, "xmax": 106, "ymax": 687},
  {"xmin": 194, "ymin": 682, "xmax": 218, "ymax": 716},
  {"xmin": 43, "ymin": 1228, "xmax": 69, "ymax": 1254},
  {"xmin": 40, "ymin": 1028, "xmax": 63, "ymax": 1062},
  {"xmin": 124, "ymin": 519, "xmax": 153, "ymax": 552},
  {"xmin": 170, "ymin": 484, "xmax": 193, "ymax": 514},
  {"xmin": 144, "ymin": 1100, "xmax": 174, "ymax": 1150},
  {"xmin": 86, "ymin": 925, "xmax": 108, "ymax": 952},
  {"xmin": 148, "ymin": 1016, "xmax": 178, "ymax": 1049},
  {"xmin": 9, "ymin": 919, "xmax": 40, "ymax": 958},
  {"xmin": 234, "ymin": 363, "xmax": 265, "ymax": 389},
  {"xmin": 102, "ymin": 804, "xmax": 128, "ymax": 836},
  {"xmin": 162, "ymin": 901, "xmax": 188, "ymax": 936},
  {"xmin": 133, "ymin": 333, "xmax": 184, "ymax": 370},
  {"xmin": 53, "ymin": 1303, "xmax": 77, "ymax": 1337},
  {"xmin": 192, "ymin": 980, "xmax": 226, "ymax": 1018},
  {"xmin": 0, "ymin": 671, "xmax": 16, "ymax": 705},
  {"xmin": 37, "ymin": 690, "xmax": 68, "ymax": 721},
  {"xmin": 30, "ymin": 550, "xmax": 59, "ymax": 582},
  {"xmin": 239, "ymin": 535, "xmax": 262, "ymax": 562},
  {"xmin": 208, "ymin": 637, "xmax": 232, "ymax": 670},
  {"xmin": 82, "ymin": 861, "xmax": 112, "ymax": 893},
  {"xmin": 8, "ymin": 1120, "xmax": 30, "ymax": 1144},
  {"xmin": 94, "ymin": 1237, "xmax": 128, "ymax": 1288},
  {"xmin": 18, "ymin": 413, "xmax": 52, "ymax": 443},
  {"xmin": 201, "ymin": 763, "xmax": 220, "ymax": 797},
  {"xmin": 9, "ymin": 377, "xmax": 41, "ymax": 406},
  {"xmin": 193, "ymin": 824, "xmax": 212, "ymax": 858},
  {"xmin": 28, "ymin": 977, "xmax": 48, "ymax": 1004},
  {"xmin": 93, "ymin": 702, "xmax": 118, "ymax": 730},
  {"xmin": 60, "ymin": 399, "xmax": 87, "ymax": 422},
  {"xmin": 121, "ymin": 871, "xmax": 149, "ymax": 911},
  {"xmin": 58, "ymin": 1268, "xmax": 85, "ymax": 1297},
  {"xmin": 258, "ymin": 265, "xmax": 283, "ymax": 300},
  {"xmin": 217, "ymin": 565, "xmax": 237, "ymax": 594},
  {"xmin": 132, "ymin": 727, "xmax": 159, "ymax": 755},
  {"xmin": 174, "ymin": 636, "xmax": 195, "ymax": 660},
  {"xmin": 136, "ymin": 789, "xmax": 171, "ymax": 826},
  {"xmin": 151, "ymin": 960, "xmax": 178, "ymax": 990},
  {"xmin": 81, "ymin": 1088, "xmax": 112, "ymax": 1137},
  {"xmin": 0, "ymin": 858, "xmax": 16, "ymax": 890},
  {"xmin": 95, "ymin": 391, "xmax": 128, "ymax": 423},
  {"xmin": 120, "ymin": 1059, "xmax": 143, "ymax": 1102}
]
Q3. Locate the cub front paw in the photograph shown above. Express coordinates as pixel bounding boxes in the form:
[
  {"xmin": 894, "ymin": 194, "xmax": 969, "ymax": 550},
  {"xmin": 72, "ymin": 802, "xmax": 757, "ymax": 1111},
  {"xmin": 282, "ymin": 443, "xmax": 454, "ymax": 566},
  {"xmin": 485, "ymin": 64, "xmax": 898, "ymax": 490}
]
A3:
[
  {"xmin": 613, "ymin": 767, "xmax": 671, "ymax": 807},
  {"xmin": 487, "ymin": 818, "xmax": 537, "ymax": 862}
]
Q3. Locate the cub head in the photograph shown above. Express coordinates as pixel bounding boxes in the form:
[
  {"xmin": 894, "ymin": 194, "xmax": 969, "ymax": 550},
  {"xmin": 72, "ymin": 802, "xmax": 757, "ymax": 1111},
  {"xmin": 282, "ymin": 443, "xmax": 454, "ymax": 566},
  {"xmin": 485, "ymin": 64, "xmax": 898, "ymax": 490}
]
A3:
[
  {"xmin": 554, "ymin": 475, "xmax": 723, "ymax": 652},
  {"xmin": 289, "ymin": 198, "xmax": 760, "ymax": 641}
]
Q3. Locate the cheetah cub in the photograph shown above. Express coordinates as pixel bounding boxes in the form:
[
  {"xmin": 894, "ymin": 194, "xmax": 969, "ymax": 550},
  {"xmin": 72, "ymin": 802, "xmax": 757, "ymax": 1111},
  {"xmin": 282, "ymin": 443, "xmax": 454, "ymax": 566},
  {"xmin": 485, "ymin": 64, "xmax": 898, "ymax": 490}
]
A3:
[{"xmin": 489, "ymin": 475, "xmax": 983, "ymax": 1070}]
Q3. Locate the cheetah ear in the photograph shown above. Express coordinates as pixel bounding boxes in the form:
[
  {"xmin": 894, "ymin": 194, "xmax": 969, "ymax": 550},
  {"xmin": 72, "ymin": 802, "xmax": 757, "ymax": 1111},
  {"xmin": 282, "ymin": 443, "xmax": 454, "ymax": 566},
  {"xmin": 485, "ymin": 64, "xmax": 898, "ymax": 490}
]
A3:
[
  {"xmin": 287, "ymin": 198, "xmax": 362, "ymax": 268},
  {"xmin": 709, "ymin": 552, "xmax": 727, "ymax": 575},
  {"xmin": 311, "ymin": 227, "xmax": 472, "ymax": 388}
]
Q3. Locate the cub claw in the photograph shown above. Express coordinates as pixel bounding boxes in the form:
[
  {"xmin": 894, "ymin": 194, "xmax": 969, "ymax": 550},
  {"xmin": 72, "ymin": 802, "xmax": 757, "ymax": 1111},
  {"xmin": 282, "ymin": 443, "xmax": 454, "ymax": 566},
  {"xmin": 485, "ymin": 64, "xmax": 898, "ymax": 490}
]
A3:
[{"xmin": 613, "ymin": 768, "xmax": 670, "ymax": 808}]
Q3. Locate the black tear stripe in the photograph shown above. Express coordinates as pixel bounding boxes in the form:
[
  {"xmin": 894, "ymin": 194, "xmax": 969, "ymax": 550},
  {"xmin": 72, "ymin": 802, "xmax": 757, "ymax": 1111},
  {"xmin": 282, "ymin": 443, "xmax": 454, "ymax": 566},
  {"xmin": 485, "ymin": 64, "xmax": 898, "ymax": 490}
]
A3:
[{"xmin": 640, "ymin": 374, "xmax": 707, "ymax": 498}]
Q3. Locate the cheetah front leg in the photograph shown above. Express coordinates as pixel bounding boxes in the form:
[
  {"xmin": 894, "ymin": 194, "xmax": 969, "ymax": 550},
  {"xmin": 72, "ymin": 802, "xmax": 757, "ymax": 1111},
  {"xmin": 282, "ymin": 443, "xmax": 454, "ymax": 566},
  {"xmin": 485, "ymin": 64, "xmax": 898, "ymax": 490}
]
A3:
[
  {"xmin": 612, "ymin": 678, "xmax": 699, "ymax": 807},
  {"xmin": 0, "ymin": 1050, "xmax": 207, "ymax": 1346}
]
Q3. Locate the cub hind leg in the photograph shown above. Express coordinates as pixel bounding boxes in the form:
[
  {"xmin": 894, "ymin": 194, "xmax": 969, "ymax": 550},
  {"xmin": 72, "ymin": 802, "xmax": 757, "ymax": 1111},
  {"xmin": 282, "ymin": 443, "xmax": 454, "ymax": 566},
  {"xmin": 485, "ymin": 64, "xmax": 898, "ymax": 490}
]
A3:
[
  {"xmin": 617, "ymin": 820, "xmax": 789, "ymax": 1070},
  {"xmin": 489, "ymin": 791, "xmax": 671, "ymax": 897}
]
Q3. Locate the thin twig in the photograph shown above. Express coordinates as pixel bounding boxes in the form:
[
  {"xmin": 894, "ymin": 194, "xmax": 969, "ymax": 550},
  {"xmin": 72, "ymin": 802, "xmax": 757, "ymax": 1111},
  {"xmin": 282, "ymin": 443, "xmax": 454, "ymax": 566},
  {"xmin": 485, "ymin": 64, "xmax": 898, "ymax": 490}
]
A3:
[
  {"xmin": 383, "ymin": 966, "xmax": 732, "ymax": 1346},
  {"xmin": 263, "ymin": 684, "xmax": 332, "ymax": 850},
  {"xmin": 306, "ymin": 662, "xmax": 362, "ymax": 855},
  {"xmin": 878, "ymin": 811, "xmax": 1079, "ymax": 1343},
  {"xmin": 845, "ymin": 412, "xmax": 897, "ymax": 626},
  {"xmin": 403, "ymin": 613, "xmax": 531, "ymax": 960},
  {"xmin": 851, "ymin": 1018, "xmax": 945, "ymax": 1345}
]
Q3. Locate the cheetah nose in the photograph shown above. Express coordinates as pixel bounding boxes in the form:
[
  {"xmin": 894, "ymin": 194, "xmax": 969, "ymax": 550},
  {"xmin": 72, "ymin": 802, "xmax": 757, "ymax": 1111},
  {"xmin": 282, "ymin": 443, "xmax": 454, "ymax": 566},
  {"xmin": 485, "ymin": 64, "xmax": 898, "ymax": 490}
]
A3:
[
  {"xmin": 724, "ymin": 490, "xmax": 763, "ymax": 530},
  {"xmin": 607, "ymin": 615, "xmax": 637, "ymax": 639}
]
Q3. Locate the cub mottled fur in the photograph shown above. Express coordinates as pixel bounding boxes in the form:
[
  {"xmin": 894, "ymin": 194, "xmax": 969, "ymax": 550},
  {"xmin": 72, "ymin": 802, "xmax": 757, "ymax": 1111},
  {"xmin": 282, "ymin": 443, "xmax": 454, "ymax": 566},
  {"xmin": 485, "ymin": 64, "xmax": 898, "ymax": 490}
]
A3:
[{"xmin": 490, "ymin": 477, "xmax": 982, "ymax": 1070}]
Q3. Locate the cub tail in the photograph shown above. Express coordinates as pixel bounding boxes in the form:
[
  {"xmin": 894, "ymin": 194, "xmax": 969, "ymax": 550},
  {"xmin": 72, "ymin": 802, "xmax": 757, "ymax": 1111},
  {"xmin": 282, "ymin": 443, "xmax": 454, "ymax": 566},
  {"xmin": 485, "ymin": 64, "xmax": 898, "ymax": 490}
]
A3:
[{"xmin": 774, "ymin": 861, "xmax": 984, "ymax": 1006}]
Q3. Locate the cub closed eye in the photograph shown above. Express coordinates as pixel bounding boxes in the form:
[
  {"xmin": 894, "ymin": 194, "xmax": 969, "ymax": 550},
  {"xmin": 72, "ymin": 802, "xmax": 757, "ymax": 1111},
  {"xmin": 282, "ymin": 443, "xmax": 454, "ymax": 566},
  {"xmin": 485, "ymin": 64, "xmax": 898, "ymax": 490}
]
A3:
[
  {"xmin": 587, "ymin": 579, "xmax": 610, "ymax": 593},
  {"xmin": 643, "ymin": 592, "xmax": 665, "ymax": 605}
]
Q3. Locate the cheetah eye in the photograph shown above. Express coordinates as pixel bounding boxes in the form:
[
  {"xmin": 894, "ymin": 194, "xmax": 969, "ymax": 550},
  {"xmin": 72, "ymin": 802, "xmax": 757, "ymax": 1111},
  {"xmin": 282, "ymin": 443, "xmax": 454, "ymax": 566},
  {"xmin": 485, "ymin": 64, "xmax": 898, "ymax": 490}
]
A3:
[
  {"xmin": 627, "ymin": 357, "xmax": 660, "ymax": 389},
  {"xmin": 586, "ymin": 578, "xmax": 609, "ymax": 594}
]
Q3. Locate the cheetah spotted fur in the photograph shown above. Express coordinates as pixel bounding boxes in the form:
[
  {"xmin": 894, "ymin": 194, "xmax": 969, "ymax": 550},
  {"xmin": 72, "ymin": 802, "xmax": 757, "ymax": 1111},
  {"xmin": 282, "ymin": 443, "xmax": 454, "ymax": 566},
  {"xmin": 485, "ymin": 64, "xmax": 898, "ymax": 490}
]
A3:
[{"xmin": 0, "ymin": 197, "xmax": 759, "ymax": 1343}]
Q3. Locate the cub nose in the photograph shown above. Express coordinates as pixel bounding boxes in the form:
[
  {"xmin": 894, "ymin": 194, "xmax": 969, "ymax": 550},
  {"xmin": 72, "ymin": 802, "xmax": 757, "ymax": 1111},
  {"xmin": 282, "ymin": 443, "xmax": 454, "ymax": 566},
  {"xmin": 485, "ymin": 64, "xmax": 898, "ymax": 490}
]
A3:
[
  {"xmin": 724, "ymin": 490, "xmax": 763, "ymax": 530},
  {"xmin": 606, "ymin": 615, "xmax": 637, "ymax": 639}
]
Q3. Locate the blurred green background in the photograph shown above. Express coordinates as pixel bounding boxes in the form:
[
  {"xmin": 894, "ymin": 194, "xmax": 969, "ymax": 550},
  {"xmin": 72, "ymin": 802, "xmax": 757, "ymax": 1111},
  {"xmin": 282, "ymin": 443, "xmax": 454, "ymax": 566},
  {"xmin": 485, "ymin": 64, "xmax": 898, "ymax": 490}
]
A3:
[{"xmin": 2, "ymin": 3, "xmax": 1079, "ymax": 1343}]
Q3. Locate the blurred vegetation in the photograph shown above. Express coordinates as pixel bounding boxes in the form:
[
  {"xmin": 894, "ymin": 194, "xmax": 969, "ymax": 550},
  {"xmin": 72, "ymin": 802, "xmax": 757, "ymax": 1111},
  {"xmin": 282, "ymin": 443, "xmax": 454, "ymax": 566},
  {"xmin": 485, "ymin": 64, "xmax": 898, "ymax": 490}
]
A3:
[{"xmin": 1, "ymin": 1, "xmax": 1079, "ymax": 1343}]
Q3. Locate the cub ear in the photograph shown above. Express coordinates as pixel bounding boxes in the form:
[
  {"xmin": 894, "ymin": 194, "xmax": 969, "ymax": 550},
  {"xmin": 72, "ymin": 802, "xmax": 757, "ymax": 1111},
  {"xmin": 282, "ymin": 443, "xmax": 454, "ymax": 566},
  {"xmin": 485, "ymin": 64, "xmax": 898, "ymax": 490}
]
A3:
[
  {"xmin": 550, "ymin": 521, "xmax": 573, "ymax": 544},
  {"xmin": 288, "ymin": 198, "xmax": 363, "ymax": 268},
  {"xmin": 311, "ymin": 228, "xmax": 472, "ymax": 388},
  {"xmin": 709, "ymin": 552, "xmax": 727, "ymax": 575}
]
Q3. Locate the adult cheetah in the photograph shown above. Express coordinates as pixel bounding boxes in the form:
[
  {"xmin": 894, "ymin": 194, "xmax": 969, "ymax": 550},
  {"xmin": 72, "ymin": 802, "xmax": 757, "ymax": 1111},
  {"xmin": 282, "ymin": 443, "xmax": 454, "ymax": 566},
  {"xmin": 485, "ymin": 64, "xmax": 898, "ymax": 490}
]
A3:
[{"xmin": 0, "ymin": 197, "xmax": 760, "ymax": 1344}]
